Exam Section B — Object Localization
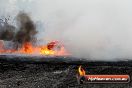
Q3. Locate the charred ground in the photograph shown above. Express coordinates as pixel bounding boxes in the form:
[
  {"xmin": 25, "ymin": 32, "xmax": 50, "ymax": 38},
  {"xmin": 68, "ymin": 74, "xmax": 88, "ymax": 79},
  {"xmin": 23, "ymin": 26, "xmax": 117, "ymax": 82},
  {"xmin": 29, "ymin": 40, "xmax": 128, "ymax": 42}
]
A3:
[{"xmin": 0, "ymin": 59, "xmax": 131, "ymax": 88}]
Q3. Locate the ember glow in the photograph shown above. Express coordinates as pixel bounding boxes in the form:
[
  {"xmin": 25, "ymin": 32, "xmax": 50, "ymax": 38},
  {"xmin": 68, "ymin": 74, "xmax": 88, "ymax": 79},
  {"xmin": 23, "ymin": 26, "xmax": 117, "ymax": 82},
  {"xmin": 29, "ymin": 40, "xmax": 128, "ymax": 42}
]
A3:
[{"xmin": 0, "ymin": 40, "xmax": 69, "ymax": 56}]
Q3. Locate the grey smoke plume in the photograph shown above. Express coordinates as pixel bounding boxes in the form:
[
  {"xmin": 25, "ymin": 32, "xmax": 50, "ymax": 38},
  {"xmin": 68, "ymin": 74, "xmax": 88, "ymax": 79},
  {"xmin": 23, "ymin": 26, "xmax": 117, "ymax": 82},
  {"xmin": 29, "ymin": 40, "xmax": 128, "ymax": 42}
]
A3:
[
  {"xmin": 0, "ymin": 18, "xmax": 15, "ymax": 41},
  {"xmin": 1, "ymin": 0, "xmax": 132, "ymax": 60}
]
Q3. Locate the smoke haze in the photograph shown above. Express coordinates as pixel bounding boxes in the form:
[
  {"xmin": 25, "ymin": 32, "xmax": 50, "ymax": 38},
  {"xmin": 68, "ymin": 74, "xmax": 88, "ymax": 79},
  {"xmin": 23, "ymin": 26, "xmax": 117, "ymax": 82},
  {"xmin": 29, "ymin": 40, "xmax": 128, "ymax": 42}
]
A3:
[{"xmin": 0, "ymin": 0, "xmax": 132, "ymax": 60}]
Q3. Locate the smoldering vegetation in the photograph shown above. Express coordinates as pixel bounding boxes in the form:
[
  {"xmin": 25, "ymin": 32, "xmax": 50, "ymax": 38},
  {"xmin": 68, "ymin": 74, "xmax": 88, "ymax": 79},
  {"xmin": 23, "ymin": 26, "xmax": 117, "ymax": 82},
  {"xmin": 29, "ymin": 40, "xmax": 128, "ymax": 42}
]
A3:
[{"xmin": 0, "ymin": 12, "xmax": 37, "ymax": 49}]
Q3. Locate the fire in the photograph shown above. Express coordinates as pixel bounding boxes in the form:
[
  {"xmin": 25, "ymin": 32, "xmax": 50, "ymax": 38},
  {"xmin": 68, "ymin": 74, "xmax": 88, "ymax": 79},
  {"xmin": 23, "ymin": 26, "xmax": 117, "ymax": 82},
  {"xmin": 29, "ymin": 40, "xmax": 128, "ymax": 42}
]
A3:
[
  {"xmin": 40, "ymin": 46, "xmax": 55, "ymax": 55},
  {"xmin": 78, "ymin": 66, "xmax": 86, "ymax": 76},
  {"xmin": 0, "ymin": 40, "xmax": 69, "ymax": 56},
  {"xmin": 20, "ymin": 42, "xmax": 33, "ymax": 54}
]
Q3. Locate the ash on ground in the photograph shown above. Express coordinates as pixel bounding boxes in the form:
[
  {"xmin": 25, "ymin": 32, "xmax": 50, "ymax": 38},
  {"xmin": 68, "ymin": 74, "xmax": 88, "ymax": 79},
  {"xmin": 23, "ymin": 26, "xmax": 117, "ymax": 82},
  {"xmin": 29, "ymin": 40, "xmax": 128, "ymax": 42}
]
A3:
[{"xmin": 0, "ymin": 61, "xmax": 131, "ymax": 88}]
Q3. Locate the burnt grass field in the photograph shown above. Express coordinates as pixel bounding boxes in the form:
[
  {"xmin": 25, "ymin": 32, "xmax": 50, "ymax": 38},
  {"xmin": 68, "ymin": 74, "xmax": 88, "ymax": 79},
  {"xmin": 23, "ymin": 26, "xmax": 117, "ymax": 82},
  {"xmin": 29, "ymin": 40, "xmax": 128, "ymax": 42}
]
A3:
[{"xmin": 0, "ymin": 59, "xmax": 131, "ymax": 88}]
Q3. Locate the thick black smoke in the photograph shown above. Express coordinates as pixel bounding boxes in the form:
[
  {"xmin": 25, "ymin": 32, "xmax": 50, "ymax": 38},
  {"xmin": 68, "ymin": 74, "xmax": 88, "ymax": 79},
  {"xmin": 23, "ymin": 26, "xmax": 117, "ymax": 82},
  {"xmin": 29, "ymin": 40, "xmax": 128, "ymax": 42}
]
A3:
[
  {"xmin": 0, "ymin": 12, "xmax": 37, "ymax": 49},
  {"xmin": 14, "ymin": 12, "xmax": 37, "ymax": 44}
]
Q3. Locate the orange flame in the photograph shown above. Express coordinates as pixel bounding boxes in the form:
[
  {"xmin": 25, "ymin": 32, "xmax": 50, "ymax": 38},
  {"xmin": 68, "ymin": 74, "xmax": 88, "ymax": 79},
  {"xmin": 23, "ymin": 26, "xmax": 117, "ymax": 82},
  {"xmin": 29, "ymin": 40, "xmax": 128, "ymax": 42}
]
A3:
[
  {"xmin": 0, "ymin": 40, "xmax": 69, "ymax": 56},
  {"xmin": 21, "ymin": 42, "xmax": 33, "ymax": 54},
  {"xmin": 40, "ymin": 46, "xmax": 55, "ymax": 55},
  {"xmin": 78, "ymin": 66, "xmax": 86, "ymax": 76}
]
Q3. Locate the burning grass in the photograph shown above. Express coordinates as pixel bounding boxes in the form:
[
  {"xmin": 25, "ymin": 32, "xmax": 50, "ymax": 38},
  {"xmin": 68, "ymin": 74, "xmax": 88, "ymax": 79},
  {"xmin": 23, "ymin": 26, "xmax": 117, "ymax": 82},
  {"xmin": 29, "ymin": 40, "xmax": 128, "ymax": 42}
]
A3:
[
  {"xmin": 0, "ymin": 12, "xmax": 69, "ymax": 56},
  {"xmin": 0, "ymin": 40, "xmax": 69, "ymax": 56}
]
